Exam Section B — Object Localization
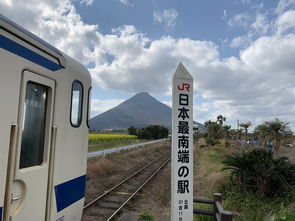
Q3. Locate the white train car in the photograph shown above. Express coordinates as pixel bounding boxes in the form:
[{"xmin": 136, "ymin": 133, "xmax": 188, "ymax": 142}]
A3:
[{"xmin": 0, "ymin": 14, "xmax": 91, "ymax": 221}]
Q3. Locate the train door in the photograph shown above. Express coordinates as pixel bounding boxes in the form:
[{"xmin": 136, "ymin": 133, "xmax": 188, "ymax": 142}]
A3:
[{"xmin": 4, "ymin": 70, "xmax": 55, "ymax": 221}]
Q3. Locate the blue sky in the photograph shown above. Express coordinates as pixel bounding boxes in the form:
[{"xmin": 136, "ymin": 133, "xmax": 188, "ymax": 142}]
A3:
[
  {"xmin": 1, "ymin": 0, "xmax": 295, "ymax": 130},
  {"xmin": 73, "ymin": 0, "xmax": 276, "ymax": 57}
]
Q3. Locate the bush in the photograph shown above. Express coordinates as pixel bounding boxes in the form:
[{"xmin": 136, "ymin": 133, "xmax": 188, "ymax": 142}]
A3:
[
  {"xmin": 139, "ymin": 211, "xmax": 155, "ymax": 221},
  {"xmin": 127, "ymin": 125, "xmax": 169, "ymax": 139},
  {"xmin": 222, "ymin": 148, "xmax": 295, "ymax": 197}
]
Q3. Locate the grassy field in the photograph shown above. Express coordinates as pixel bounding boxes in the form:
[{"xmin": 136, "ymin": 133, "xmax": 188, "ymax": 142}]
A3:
[
  {"xmin": 85, "ymin": 136, "xmax": 295, "ymax": 220},
  {"xmin": 193, "ymin": 140, "xmax": 295, "ymax": 221},
  {"xmin": 88, "ymin": 133, "xmax": 150, "ymax": 152}
]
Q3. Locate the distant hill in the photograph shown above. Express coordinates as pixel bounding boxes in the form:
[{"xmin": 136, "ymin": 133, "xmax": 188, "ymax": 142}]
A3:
[{"xmin": 89, "ymin": 92, "xmax": 206, "ymax": 132}]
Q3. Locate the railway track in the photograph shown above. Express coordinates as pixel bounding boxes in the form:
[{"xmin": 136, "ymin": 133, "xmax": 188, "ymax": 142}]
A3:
[{"xmin": 82, "ymin": 151, "xmax": 170, "ymax": 221}]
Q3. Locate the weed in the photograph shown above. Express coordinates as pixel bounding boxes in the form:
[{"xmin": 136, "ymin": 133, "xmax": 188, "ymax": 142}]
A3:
[
  {"xmin": 152, "ymin": 168, "xmax": 170, "ymax": 207},
  {"xmin": 87, "ymin": 159, "xmax": 119, "ymax": 177},
  {"xmin": 139, "ymin": 211, "xmax": 155, "ymax": 221},
  {"xmin": 194, "ymin": 203, "xmax": 213, "ymax": 221},
  {"xmin": 220, "ymin": 182, "xmax": 295, "ymax": 221}
]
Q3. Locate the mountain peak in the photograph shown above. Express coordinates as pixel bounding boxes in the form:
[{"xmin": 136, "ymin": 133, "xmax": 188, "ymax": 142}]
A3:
[
  {"xmin": 90, "ymin": 92, "xmax": 171, "ymax": 130},
  {"xmin": 123, "ymin": 92, "xmax": 157, "ymax": 105},
  {"xmin": 133, "ymin": 92, "xmax": 152, "ymax": 99},
  {"xmin": 135, "ymin": 91, "xmax": 150, "ymax": 96},
  {"xmin": 89, "ymin": 92, "xmax": 206, "ymax": 132}
]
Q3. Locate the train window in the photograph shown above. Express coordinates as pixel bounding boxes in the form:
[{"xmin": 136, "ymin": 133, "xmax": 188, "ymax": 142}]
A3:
[
  {"xmin": 20, "ymin": 82, "xmax": 48, "ymax": 169},
  {"xmin": 71, "ymin": 80, "xmax": 83, "ymax": 127},
  {"xmin": 87, "ymin": 87, "xmax": 92, "ymax": 128}
]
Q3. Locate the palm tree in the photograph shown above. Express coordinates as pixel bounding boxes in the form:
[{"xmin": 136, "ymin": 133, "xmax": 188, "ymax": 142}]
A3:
[
  {"xmin": 254, "ymin": 118, "xmax": 293, "ymax": 156},
  {"xmin": 239, "ymin": 121, "xmax": 252, "ymax": 134},
  {"xmin": 223, "ymin": 124, "xmax": 231, "ymax": 139},
  {"xmin": 253, "ymin": 123, "xmax": 269, "ymax": 147},
  {"xmin": 223, "ymin": 148, "xmax": 295, "ymax": 196},
  {"xmin": 217, "ymin": 115, "xmax": 226, "ymax": 126}
]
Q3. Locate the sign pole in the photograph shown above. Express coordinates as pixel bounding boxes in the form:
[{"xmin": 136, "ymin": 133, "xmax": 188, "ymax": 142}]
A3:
[{"xmin": 171, "ymin": 62, "xmax": 193, "ymax": 221}]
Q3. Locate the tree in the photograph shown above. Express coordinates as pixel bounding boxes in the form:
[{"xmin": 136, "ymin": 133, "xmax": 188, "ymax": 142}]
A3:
[
  {"xmin": 223, "ymin": 124, "xmax": 231, "ymax": 139},
  {"xmin": 204, "ymin": 115, "xmax": 230, "ymax": 145},
  {"xmin": 217, "ymin": 115, "xmax": 226, "ymax": 126},
  {"xmin": 239, "ymin": 121, "xmax": 252, "ymax": 134},
  {"xmin": 204, "ymin": 120, "xmax": 222, "ymax": 145},
  {"xmin": 254, "ymin": 118, "xmax": 293, "ymax": 155},
  {"xmin": 128, "ymin": 125, "xmax": 169, "ymax": 139},
  {"xmin": 253, "ymin": 123, "xmax": 269, "ymax": 147},
  {"xmin": 127, "ymin": 125, "xmax": 137, "ymax": 135}
]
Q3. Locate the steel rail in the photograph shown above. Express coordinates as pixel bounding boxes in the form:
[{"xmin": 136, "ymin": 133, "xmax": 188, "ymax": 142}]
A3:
[
  {"xmin": 83, "ymin": 150, "xmax": 170, "ymax": 210},
  {"xmin": 106, "ymin": 157, "xmax": 170, "ymax": 220}
]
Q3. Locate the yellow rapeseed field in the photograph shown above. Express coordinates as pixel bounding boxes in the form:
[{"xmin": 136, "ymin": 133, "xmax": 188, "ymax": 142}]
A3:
[{"xmin": 88, "ymin": 133, "xmax": 137, "ymax": 144}]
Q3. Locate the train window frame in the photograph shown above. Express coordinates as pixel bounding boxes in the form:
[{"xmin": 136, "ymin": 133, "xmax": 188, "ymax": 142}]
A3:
[
  {"xmin": 19, "ymin": 81, "xmax": 48, "ymax": 169},
  {"xmin": 87, "ymin": 87, "xmax": 92, "ymax": 128},
  {"xmin": 70, "ymin": 80, "xmax": 84, "ymax": 128}
]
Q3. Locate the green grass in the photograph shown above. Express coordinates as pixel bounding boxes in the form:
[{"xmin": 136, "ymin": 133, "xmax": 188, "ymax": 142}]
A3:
[
  {"xmin": 88, "ymin": 139, "xmax": 151, "ymax": 152},
  {"xmin": 195, "ymin": 145, "xmax": 295, "ymax": 220},
  {"xmin": 194, "ymin": 203, "xmax": 213, "ymax": 221},
  {"xmin": 283, "ymin": 210, "xmax": 295, "ymax": 220},
  {"xmin": 220, "ymin": 184, "xmax": 295, "ymax": 221}
]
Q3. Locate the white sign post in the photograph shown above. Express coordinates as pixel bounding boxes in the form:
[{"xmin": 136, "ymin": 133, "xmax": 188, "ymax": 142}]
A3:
[{"xmin": 171, "ymin": 62, "xmax": 193, "ymax": 221}]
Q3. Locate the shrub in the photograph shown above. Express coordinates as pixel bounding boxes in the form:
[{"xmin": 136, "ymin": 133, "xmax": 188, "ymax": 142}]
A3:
[
  {"xmin": 127, "ymin": 125, "xmax": 169, "ymax": 139},
  {"xmin": 139, "ymin": 211, "xmax": 155, "ymax": 221},
  {"xmin": 222, "ymin": 148, "xmax": 295, "ymax": 197}
]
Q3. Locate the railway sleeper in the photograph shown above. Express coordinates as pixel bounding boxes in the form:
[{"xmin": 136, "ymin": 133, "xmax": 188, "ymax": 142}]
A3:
[{"xmin": 97, "ymin": 204, "xmax": 119, "ymax": 210}]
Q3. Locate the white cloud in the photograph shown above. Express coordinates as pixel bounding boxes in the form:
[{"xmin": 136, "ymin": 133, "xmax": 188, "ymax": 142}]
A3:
[
  {"xmin": 240, "ymin": 0, "xmax": 251, "ymax": 5},
  {"xmin": 230, "ymin": 36, "xmax": 251, "ymax": 48},
  {"xmin": 0, "ymin": 0, "xmax": 103, "ymax": 67},
  {"xmin": 80, "ymin": 0, "xmax": 93, "ymax": 6},
  {"xmin": 276, "ymin": 10, "xmax": 295, "ymax": 35},
  {"xmin": 228, "ymin": 13, "xmax": 251, "ymax": 28},
  {"xmin": 0, "ymin": 0, "xmax": 294, "ymax": 130},
  {"xmin": 119, "ymin": 0, "xmax": 133, "ymax": 7},
  {"xmin": 153, "ymin": 8, "xmax": 178, "ymax": 30},
  {"xmin": 228, "ymin": 12, "xmax": 271, "ymax": 49},
  {"xmin": 276, "ymin": 0, "xmax": 295, "ymax": 14},
  {"xmin": 251, "ymin": 13, "xmax": 269, "ymax": 35},
  {"xmin": 221, "ymin": 9, "xmax": 227, "ymax": 19}
]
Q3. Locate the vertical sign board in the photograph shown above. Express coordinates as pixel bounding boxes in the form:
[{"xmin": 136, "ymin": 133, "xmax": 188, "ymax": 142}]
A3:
[{"xmin": 171, "ymin": 62, "xmax": 193, "ymax": 221}]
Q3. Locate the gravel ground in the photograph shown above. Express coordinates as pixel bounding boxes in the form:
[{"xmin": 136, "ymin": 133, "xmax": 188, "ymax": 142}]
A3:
[
  {"xmin": 83, "ymin": 141, "xmax": 170, "ymax": 220},
  {"xmin": 121, "ymin": 165, "xmax": 171, "ymax": 221}
]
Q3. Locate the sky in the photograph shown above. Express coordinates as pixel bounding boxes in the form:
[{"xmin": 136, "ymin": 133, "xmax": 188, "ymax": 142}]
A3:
[{"xmin": 1, "ymin": 0, "xmax": 295, "ymax": 131}]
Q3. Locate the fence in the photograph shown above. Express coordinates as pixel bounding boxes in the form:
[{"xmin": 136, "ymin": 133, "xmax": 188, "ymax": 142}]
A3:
[
  {"xmin": 194, "ymin": 193, "xmax": 233, "ymax": 221},
  {"xmin": 87, "ymin": 138, "xmax": 168, "ymax": 158}
]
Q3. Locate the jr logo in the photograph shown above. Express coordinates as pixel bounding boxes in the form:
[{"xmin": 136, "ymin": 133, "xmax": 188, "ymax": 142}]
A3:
[{"xmin": 178, "ymin": 83, "xmax": 190, "ymax": 91}]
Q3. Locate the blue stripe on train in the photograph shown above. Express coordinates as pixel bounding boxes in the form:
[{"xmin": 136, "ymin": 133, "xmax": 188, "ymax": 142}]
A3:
[
  {"xmin": 0, "ymin": 35, "xmax": 63, "ymax": 71},
  {"xmin": 54, "ymin": 175, "xmax": 86, "ymax": 212},
  {"xmin": 0, "ymin": 207, "xmax": 2, "ymax": 221}
]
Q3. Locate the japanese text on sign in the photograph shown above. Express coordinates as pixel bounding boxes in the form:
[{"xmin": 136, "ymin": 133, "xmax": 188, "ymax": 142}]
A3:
[{"xmin": 171, "ymin": 63, "xmax": 193, "ymax": 221}]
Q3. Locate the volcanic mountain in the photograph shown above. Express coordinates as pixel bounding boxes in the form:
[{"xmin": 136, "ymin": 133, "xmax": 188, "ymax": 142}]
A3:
[{"xmin": 89, "ymin": 92, "xmax": 206, "ymax": 131}]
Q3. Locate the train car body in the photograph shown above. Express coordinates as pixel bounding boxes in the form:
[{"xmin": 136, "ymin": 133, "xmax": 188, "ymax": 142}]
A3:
[{"xmin": 0, "ymin": 14, "xmax": 91, "ymax": 221}]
